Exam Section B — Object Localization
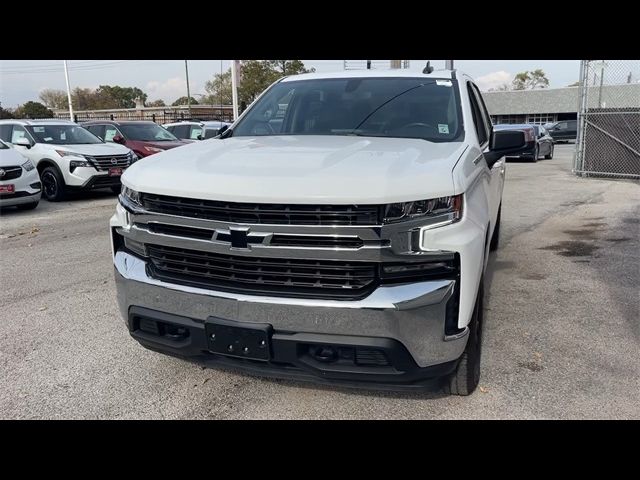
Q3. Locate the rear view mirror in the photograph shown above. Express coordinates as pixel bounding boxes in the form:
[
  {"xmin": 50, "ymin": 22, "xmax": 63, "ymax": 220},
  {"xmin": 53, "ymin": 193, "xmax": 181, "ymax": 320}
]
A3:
[
  {"xmin": 484, "ymin": 130, "xmax": 528, "ymax": 166},
  {"xmin": 112, "ymin": 134, "xmax": 125, "ymax": 144},
  {"xmin": 14, "ymin": 138, "xmax": 32, "ymax": 149}
]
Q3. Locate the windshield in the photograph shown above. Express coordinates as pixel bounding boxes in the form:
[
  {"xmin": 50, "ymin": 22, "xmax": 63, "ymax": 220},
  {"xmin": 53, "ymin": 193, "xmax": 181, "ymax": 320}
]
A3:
[
  {"xmin": 26, "ymin": 125, "xmax": 103, "ymax": 145},
  {"xmin": 232, "ymin": 77, "xmax": 463, "ymax": 142},
  {"xmin": 119, "ymin": 123, "xmax": 178, "ymax": 142}
]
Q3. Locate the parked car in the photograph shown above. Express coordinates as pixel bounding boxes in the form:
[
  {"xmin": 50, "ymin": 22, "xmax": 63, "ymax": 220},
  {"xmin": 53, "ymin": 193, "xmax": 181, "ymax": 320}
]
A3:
[
  {"xmin": 545, "ymin": 119, "xmax": 577, "ymax": 143},
  {"xmin": 0, "ymin": 139, "xmax": 41, "ymax": 210},
  {"xmin": 111, "ymin": 69, "xmax": 529, "ymax": 395},
  {"xmin": 0, "ymin": 120, "xmax": 135, "ymax": 201},
  {"xmin": 163, "ymin": 120, "xmax": 232, "ymax": 141},
  {"xmin": 493, "ymin": 124, "xmax": 553, "ymax": 161},
  {"xmin": 82, "ymin": 120, "xmax": 189, "ymax": 158}
]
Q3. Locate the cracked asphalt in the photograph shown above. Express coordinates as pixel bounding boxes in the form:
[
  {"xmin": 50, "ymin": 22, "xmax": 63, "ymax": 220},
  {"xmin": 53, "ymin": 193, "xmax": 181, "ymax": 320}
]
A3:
[{"xmin": 1, "ymin": 144, "xmax": 638, "ymax": 419}]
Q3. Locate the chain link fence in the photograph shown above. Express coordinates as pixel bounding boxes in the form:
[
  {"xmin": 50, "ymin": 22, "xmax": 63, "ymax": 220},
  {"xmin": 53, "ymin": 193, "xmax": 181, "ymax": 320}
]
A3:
[{"xmin": 574, "ymin": 60, "xmax": 640, "ymax": 179}]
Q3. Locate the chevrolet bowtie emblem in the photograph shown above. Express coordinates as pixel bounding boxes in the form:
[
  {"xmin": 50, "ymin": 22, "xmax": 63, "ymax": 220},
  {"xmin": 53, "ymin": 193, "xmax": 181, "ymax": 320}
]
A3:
[{"xmin": 212, "ymin": 227, "xmax": 271, "ymax": 250}]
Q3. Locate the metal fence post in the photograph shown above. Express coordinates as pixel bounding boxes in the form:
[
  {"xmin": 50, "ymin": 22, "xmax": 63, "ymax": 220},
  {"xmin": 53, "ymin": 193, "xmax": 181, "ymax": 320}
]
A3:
[
  {"xmin": 574, "ymin": 60, "xmax": 589, "ymax": 176},
  {"xmin": 152, "ymin": 113, "xmax": 156, "ymax": 123}
]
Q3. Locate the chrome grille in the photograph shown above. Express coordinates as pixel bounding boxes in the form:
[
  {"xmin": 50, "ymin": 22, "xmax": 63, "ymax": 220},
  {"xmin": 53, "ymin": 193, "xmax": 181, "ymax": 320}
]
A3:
[
  {"xmin": 140, "ymin": 193, "xmax": 382, "ymax": 226},
  {"xmin": 0, "ymin": 166, "xmax": 22, "ymax": 180},
  {"xmin": 88, "ymin": 154, "xmax": 130, "ymax": 171},
  {"xmin": 146, "ymin": 244, "xmax": 378, "ymax": 300}
]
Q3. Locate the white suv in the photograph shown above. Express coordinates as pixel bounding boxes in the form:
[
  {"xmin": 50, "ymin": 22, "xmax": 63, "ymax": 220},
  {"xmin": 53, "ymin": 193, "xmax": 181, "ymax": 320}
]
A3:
[
  {"xmin": 0, "ymin": 120, "xmax": 136, "ymax": 201},
  {"xmin": 111, "ymin": 69, "xmax": 529, "ymax": 395},
  {"xmin": 0, "ymin": 139, "xmax": 41, "ymax": 210}
]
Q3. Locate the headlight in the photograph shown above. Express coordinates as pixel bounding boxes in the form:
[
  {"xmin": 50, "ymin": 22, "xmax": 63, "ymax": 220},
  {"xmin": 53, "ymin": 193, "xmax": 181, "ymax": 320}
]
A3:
[
  {"xmin": 21, "ymin": 159, "xmax": 35, "ymax": 171},
  {"xmin": 129, "ymin": 151, "xmax": 139, "ymax": 163},
  {"xmin": 69, "ymin": 160, "xmax": 90, "ymax": 173},
  {"xmin": 143, "ymin": 146, "xmax": 163, "ymax": 154},
  {"xmin": 55, "ymin": 150, "xmax": 87, "ymax": 158},
  {"xmin": 121, "ymin": 186, "xmax": 141, "ymax": 205},
  {"xmin": 383, "ymin": 195, "xmax": 463, "ymax": 225}
]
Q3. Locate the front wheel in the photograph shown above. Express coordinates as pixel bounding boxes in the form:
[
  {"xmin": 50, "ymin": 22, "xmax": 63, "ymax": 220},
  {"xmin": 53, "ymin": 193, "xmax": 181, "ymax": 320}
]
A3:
[
  {"xmin": 443, "ymin": 280, "xmax": 484, "ymax": 396},
  {"xmin": 531, "ymin": 146, "xmax": 539, "ymax": 163},
  {"xmin": 545, "ymin": 144, "xmax": 554, "ymax": 159},
  {"xmin": 41, "ymin": 167, "xmax": 66, "ymax": 202}
]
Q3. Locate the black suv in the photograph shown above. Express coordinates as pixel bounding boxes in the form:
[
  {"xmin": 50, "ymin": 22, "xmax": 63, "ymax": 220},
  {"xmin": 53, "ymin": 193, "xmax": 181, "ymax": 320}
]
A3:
[{"xmin": 545, "ymin": 120, "xmax": 577, "ymax": 143}]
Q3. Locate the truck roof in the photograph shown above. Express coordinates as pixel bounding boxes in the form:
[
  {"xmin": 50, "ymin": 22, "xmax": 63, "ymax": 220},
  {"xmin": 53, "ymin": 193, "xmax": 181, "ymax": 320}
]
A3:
[{"xmin": 280, "ymin": 69, "xmax": 457, "ymax": 82}]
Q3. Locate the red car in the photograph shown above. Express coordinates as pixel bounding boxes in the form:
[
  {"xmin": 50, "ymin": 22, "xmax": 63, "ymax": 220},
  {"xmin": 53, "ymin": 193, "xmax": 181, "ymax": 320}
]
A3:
[{"xmin": 82, "ymin": 120, "xmax": 189, "ymax": 158}]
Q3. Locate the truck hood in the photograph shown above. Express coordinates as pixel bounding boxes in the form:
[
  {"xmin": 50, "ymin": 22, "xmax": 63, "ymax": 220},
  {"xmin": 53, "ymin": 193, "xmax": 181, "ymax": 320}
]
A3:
[
  {"xmin": 54, "ymin": 143, "xmax": 131, "ymax": 156},
  {"xmin": 123, "ymin": 135, "xmax": 466, "ymax": 204}
]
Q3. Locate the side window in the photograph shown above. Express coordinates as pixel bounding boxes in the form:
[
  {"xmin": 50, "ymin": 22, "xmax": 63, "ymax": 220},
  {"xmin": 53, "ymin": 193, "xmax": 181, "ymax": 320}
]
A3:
[
  {"xmin": 171, "ymin": 125, "xmax": 189, "ymax": 139},
  {"xmin": 11, "ymin": 125, "xmax": 30, "ymax": 144},
  {"xmin": 104, "ymin": 125, "xmax": 121, "ymax": 142},
  {"xmin": 190, "ymin": 126, "xmax": 204, "ymax": 139},
  {"xmin": 471, "ymin": 84, "xmax": 493, "ymax": 134},
  {"xmin": 557, "ymin": 122, "xmax": 568, "ymax": 130},
  {"xmin": 165, "ymin": 126, "xmax": 174, "ymax": 133},
  {"xmin": 467, "ymin": 83, "xmax": 488, "ymax": 146},
  {"xmin": 87, "ymin": 125, "xmax": 105, "ymax": 140},
  {"xmin": 0, "ymin": 125, "xmax": 12, "ymax": 142}
]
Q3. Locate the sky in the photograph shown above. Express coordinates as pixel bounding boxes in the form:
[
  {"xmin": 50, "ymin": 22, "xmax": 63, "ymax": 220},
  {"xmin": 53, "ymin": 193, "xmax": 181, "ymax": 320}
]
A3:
[{"xmin": 0, "ymin": 60, "xmax": 582, "ymax": 109}]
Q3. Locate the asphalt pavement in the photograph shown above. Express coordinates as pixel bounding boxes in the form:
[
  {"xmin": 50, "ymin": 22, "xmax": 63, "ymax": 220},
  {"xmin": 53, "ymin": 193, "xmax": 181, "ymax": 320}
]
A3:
[{"xmin": 0, "ymin": 144, "xmax": 638, "ymax": 419}]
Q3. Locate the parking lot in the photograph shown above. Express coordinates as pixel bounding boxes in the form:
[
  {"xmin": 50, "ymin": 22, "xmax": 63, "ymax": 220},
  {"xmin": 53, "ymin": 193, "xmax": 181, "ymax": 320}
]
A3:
[{"xmin": 0, "ymin": 144, "xmax": 638, "ymax": 419}]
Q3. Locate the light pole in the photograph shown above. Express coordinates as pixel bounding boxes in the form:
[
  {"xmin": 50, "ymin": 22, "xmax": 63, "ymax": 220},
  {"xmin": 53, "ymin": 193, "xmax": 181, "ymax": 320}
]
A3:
[
  {"xmin": 231, "ymin": 60, "xmax": 240, "ymax": 120},
  {"xmin": 63, "ymin": 60, "xmax": 74, "ymax": 121},
  {"xmin": 185, "ymin": 60, "xmax": 192, "ymax": 117}
]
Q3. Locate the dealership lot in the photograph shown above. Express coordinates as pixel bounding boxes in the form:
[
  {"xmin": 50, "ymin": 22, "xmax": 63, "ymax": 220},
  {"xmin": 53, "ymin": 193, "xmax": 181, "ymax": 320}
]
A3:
[{"xmin": 0, "ymin": 144, "xmax": 638, "ymax": 419}]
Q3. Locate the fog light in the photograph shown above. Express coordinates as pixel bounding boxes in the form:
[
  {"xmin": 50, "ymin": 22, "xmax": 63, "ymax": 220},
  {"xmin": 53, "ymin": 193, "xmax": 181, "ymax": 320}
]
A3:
[{"xmin": 309, "ymin": 345, "xmax": 338, "ymax": 363}]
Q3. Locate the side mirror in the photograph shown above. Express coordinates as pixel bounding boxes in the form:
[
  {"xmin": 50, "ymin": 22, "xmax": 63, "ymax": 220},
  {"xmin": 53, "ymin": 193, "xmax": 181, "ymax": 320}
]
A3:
[
  {"xmin": 217, "ymin": 125, "xmax": 229, "ymax": 136},
  {"xmin": 196, "ymin": 135, "xmax": 203, "ymax": 141},
  {"xmin": 484, "ymin": 130, "xmax": 528, "ymax": 166},
  {"xmin": 112, "ymin": 134, "xmax": 125, "ymax": 144},
  {"xmin": 14, "ymin": 137, "xmax": 32, "ymax": 149}
]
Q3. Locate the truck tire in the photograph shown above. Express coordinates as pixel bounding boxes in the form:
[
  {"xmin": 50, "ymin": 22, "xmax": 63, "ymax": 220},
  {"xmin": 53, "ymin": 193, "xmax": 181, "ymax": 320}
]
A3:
[
  {"xmin": 531, "ymin": 146, "xmax": 539, "ymax": 162},
  {"xmin": 545, "ymin": 144, "xmax": 554, "ymax": 159},
  {"xmin": 489, "ymin": 205, "xmax": 501, "ymax": 252},
  {"xmin": 443, "ymin": 280, "xmax": 484, "ymax": 396},
  {"xmin": 41, "ymin": 166, "xmax": 66, "ymax": 202}
]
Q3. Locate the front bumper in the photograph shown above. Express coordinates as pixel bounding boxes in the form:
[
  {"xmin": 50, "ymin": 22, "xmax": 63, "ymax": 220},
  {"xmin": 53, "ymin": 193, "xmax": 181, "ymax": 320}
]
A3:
[
  {"xmin": 114, "ymin": 250, "xmax": 469, "ymax": 389},
  {"xmin": 0, "ymin": 168, "xmax": 41, "ymax": 207}
]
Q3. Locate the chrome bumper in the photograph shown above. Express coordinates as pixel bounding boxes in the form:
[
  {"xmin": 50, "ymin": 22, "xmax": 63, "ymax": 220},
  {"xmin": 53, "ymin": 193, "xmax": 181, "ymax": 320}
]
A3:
[{"xmin": 114, "ymin": 251, "xmax": 468, "ymax": 368}]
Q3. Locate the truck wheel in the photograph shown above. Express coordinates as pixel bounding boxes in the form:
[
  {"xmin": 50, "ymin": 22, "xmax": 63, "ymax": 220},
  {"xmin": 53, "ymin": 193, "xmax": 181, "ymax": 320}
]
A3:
[
  {"xmin": 531, "ymin": 146, "xmax": 539, "ymax": 162},
  {"xmin": 545, "ymin": 145, "xmax": 554, "ymax": 160},
  {"xmin": 443, "ymin": 280, "xmax": 484, "ymax": 396},
  {"xmin": 41, "ymin": 166, "xmax": 66, "ymax": 202},
  {"xmin": 489, "ymin": 205, "xmax": 501, "ymax": 252},
  {"xmin": 16, "ymin": 201, "xmax": 39, "ymax": 211}
]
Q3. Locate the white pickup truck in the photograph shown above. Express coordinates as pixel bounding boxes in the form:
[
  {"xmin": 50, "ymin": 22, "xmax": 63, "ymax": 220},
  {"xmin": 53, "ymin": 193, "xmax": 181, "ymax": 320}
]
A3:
[{"xmin": 111, "ymin": 69, "xmax": 528, "ymax": 395}]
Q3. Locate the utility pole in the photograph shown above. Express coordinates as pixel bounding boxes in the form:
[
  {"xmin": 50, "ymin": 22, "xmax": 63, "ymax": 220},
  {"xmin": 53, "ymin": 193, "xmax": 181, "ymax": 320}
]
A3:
[
  {"xmin": 219, "ymin": 59, "xmax": 223, "ymax": 120},
  {"xmin": 63, "ymin": 60, "xmax": 74, "ymax": 121},
  {"xmin": 231, "ymin": 60, "xmax": 240, "ymax": 120},
  {"xmin": 445, "ymin": 60, "xmax": 454, "ymax": 70},
  {"xmin": 184, "ymin": 60, "xmax": 192, "ymax": 117}
]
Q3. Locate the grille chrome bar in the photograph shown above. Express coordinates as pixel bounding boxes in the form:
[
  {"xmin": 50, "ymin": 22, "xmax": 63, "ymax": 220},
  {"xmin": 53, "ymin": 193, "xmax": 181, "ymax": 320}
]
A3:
[{"xmin": 88, "ymin": 154, "xmax": 130, "ymax": 171}]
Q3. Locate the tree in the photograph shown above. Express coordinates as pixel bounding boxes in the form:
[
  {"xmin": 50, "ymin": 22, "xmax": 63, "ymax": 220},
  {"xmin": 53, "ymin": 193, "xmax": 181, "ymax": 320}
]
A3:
[
  {"xmin": 0, "ymin": 102, "xmax": 14, "ymax": 119},
  {"xmin": 512, "ymin": 70, "xmax": 549, "ymax": 90},
  {"xmin": 237, "ymin": 60, "xmax": 280, "ymax": 104},
  {"xmin": 39, "ymin": 89, "xmax": 68, "ymax": 109},
  {"xmin": 13, "ymin": 101, "xmax": 54, "ymax": 119},
  {"xmin": 488, "ymin": 83, "xmax": 510, "ymax": 92},
  {"xmin": 94, "ymin": 85, "xmax": 147, "ymax": 108},
  {"xmin": 172, "ymin": 96, "xmax": 199, "ymax": 106},
  {"xmin": 147, "ymin": 99, "xmax": 166, "ymax": 107},
  {"xmin": 267, "ymin": 60, "xmax": 315, "ymax": 76},
  {"xmin": 204, "ymin": 69, "xmax": 232, "ymax": 105}
]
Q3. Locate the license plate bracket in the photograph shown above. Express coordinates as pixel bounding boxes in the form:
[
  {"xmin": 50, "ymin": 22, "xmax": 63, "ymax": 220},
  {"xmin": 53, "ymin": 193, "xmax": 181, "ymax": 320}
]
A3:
[
  {"xmin": 109, "ymin": 167, "xmax": 123, "ymax": 177},
  {"xmin": 0, "ymin": 184, "xmax": 15, "ymax": 193},
  {"xmin": 205, "ymin": 318, "xmax": 272, "ymax": 361}
]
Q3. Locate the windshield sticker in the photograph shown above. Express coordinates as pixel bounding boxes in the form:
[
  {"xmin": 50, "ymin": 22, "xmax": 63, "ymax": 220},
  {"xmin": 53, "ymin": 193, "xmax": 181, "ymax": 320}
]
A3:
[
  {"xmin": 436, "ymin": 80, "xmax": 452, "ymax": 87},
  {"xmin": 43, "ymin": 137, "xmax": 53, "ymax": 142},
  {"xmin": 438, "ymin": 124, "xmax": 450, "ymax": 134},
  {"xmin": 33, "ymin": 126, "xmax": 45, "ymax": 132}
]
